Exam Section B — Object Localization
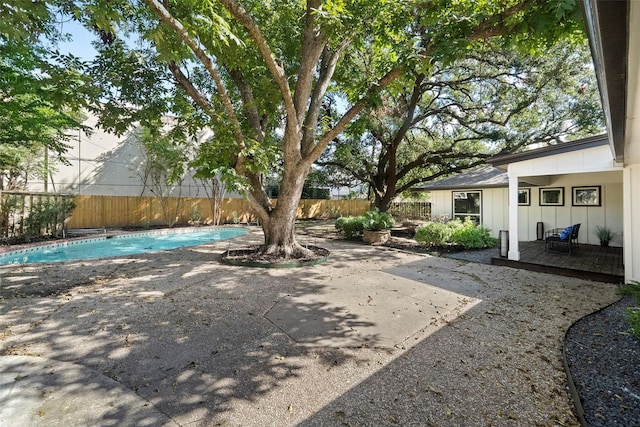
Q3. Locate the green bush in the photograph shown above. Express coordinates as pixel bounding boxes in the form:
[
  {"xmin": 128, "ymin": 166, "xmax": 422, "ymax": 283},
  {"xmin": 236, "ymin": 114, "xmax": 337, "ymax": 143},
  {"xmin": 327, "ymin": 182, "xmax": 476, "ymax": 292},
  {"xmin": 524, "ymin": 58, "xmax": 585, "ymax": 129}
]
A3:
[
  {"xmin": 24, "ymin": 197, "xmax": 76, "ymax": 239},
  {"xmin": 361, "ymin": 208, "xmax": 394, "ymax": 231},
  {"xmin": 451, "ymin": 218, "xmax": 498, "ymax": 249},
  {"xmin": 415, "ymin": 217, "xmax": 497, "ymax": 249},
  {"xmin": 618, "ymin": 281, "xmax": 640, "ymax": 339},
  {"xmin": 335, "ymin": 216, "xmax": 348, "ymax": 231},
  {"xmin": 415, "ymin": 221, "xmax": 454, "ymax": 246},
  {"xmin": 335, "ymin": 216, "xmax": 365, "ymax": 238}
]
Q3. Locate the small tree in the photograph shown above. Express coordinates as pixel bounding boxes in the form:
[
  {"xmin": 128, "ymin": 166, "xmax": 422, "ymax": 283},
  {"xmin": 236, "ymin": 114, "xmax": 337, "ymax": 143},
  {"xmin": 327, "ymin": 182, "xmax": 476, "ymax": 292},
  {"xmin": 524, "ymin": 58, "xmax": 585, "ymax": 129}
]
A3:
[
  {"xmin": 137, "ymin": 127, "xmax": 189, "ymax": 227},
  {"xmin": 199, "ymin": 178, "xmax": 226, "ymax": 226},
  {"xmin": 24, "ymin": 196, "xmax": 75, "ymax": 240}
]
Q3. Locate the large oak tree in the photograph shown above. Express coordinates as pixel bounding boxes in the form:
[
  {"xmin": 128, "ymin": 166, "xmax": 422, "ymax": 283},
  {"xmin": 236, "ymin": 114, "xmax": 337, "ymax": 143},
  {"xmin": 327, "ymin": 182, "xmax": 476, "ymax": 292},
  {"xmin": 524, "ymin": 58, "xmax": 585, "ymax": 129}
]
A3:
[
  {"xmin": 66, "ymin": 0, "xmax": 585, "ymax": 258},
  {"xmin": 319, "ymin": 39, "xmax": 603, "ymax": 211}
]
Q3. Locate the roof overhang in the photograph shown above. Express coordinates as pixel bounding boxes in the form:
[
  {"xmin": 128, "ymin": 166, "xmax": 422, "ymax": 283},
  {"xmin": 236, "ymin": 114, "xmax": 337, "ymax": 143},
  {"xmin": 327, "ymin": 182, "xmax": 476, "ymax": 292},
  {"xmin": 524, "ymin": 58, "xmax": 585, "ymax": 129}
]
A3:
[
  {"xmin": 489, "ymin": 134, "xmax": 609, "ymax": 167},
  {"xmin": 582, "ymin": 0, "xmax": 629, "ymax": 162}
]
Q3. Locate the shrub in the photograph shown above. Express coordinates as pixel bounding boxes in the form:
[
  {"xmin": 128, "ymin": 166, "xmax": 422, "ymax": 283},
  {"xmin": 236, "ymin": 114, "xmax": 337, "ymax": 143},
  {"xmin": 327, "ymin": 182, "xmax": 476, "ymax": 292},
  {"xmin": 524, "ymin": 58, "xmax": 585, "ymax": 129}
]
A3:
[
  {"xmin": 24, "ymin": 197, "xmax": 76, "ymax": 239},
  {"xmin": 450, "ymin": 218, "xmax": 498, "ymax": 249},
  {"xmin": 594, "ymin": 225, "xmax": 615, "ymax": 243},
  {"xmin": 361, "ymin": 208, "xmax": 394, "ymax": 231},
  {"xmin": 335, "ymin": 216, "xmax": 365, "ymax": 238},
  {"xmin": 415, "ymin": 217, "xmax": 497, "ymax": 249},
  {"xmin": 415, "ymin": 221, "xmax": 454, "ymax": 246},
  {"xmin": 619, "ymin": 281, "xmax": 640, "ymax": 339}
]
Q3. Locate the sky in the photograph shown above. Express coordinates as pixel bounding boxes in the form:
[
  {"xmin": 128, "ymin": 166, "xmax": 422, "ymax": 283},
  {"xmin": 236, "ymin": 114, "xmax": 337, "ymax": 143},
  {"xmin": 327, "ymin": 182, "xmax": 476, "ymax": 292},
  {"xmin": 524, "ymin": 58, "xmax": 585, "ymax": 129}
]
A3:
[{"xmin": 55, "ymin": 19, "xmax": 98, "ymax": 60}]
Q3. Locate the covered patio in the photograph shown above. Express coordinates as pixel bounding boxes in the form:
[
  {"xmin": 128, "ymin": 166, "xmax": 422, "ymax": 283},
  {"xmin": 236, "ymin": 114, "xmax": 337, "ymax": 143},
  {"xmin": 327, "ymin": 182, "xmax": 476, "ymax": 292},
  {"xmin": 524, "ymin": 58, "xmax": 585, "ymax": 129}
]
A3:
[{"xmin": 492, "ymin": 241, "xmax": 624, "ymax": 283}]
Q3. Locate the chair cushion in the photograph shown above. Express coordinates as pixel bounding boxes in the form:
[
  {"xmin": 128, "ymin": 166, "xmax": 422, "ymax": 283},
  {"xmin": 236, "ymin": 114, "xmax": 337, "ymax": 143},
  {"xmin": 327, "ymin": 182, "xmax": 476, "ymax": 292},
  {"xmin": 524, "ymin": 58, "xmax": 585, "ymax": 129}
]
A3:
[{"xmin": 559, "ymin": 226, "xmax": 573, "ymax": 240}]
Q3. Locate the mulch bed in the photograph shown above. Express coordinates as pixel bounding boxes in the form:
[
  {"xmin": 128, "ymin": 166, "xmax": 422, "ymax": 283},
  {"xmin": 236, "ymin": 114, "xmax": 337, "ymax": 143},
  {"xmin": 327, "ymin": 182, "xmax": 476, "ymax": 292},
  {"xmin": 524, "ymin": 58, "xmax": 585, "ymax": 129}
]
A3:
[
  {"xmin": 220, "ymin": 245, "xmax": 330, "ymax": 267},
  {"xmin": 564, "ymin": 296, "xmax": 640, "ymax": 426}
]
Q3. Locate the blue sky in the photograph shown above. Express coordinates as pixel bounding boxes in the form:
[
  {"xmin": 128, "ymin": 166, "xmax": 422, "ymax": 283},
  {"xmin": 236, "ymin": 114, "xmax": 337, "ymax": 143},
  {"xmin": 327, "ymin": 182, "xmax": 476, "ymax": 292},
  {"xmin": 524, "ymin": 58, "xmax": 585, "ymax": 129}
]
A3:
[{"xmin": 55, "ymin": 19, "xmax": 98, "ymax": 60}]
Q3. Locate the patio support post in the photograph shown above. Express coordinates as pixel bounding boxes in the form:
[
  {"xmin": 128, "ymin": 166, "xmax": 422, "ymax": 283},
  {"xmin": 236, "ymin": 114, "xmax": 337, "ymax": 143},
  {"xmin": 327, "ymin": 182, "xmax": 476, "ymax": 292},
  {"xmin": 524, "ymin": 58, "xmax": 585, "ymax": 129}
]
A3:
[
  {"xmin": 508, "ymin": 170, "xmax": 520, "ymax": 260},
  {"xmin": 623, "ymin": 166, "xmax": 638, "ymax": 282}
]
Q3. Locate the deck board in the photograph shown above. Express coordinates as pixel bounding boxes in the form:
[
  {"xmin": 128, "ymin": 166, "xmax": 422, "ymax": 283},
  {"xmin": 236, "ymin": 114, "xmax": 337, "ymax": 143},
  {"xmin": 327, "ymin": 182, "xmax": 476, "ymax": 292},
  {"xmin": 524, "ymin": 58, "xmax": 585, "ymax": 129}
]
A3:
[{"xmin": 492, "ymin": 241, "xmax": 624, "ymax": 283}]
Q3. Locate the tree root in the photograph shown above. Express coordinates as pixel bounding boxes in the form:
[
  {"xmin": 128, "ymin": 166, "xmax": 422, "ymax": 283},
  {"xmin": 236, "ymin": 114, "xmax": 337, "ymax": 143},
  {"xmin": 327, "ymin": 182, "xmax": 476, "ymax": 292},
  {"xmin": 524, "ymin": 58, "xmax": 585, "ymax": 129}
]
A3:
[{"xmin": 258, "ymin": 242, "xmax": 315, "ymax": 260}]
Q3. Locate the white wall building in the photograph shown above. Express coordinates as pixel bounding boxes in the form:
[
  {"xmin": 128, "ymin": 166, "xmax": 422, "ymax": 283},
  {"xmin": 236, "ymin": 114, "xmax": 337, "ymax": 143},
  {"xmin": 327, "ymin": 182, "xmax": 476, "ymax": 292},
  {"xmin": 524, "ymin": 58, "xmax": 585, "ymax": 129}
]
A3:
[
  {"xmin": 417, "ymin": 136, "xmax": 624, "ymax": 247},
  {"xmin": 29, "ymin": 112, "xmax": 227, "ymax": 198}
]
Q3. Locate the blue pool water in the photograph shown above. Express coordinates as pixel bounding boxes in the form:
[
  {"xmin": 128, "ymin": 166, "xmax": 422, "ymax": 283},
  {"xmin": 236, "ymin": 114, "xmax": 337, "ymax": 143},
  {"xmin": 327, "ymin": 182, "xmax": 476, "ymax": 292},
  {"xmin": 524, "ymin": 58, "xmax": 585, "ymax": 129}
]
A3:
[{"xmin": 0, "ymin": 227, "xmax": 248, "ymax": 265}]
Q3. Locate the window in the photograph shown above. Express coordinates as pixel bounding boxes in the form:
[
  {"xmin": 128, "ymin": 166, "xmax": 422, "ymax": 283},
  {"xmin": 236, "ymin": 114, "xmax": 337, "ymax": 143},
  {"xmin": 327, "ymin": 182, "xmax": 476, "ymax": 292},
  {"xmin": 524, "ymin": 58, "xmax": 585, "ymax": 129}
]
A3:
[
  {"xmin": 453, "ymin": 191, "xmax": 481, "ymax": 224},
  {"xmin": 572, "ymin": 186, "xmax": 601, "ymax": 206},
  {"xmin": 540, "ymin": 188, "xmax": 564, "ymax": 206},
  {"xmin": 518, "ymin": 189, "xmax": 530, "ymax": 206}
]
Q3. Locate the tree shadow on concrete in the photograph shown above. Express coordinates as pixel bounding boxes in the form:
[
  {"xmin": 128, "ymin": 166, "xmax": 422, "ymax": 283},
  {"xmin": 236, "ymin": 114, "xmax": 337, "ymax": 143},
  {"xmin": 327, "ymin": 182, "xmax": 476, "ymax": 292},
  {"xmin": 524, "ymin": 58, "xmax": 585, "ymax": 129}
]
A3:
[
  {"xmin": 298, "ymin": 260, "xmax": 621, "ymax": 426},
  {"xmin": 0, "ymin": 236, "xmax": 419, "ymax": 425}
]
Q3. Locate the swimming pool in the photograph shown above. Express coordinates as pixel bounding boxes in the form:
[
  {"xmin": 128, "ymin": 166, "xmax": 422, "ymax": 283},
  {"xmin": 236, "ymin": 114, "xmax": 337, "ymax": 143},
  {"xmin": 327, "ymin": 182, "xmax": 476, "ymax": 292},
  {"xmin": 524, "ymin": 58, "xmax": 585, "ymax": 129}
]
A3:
[{"xmin": 0, "ymin": 227, "xmax": 249, "ymax": 265}]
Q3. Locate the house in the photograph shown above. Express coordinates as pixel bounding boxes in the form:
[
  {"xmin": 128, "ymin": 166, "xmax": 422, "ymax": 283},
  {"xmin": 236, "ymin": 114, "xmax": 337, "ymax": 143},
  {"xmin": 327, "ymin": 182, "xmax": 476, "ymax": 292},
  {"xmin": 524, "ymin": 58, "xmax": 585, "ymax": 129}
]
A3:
[
  {"xmin": 415, "ymin": 135, "xmax": 623, "ymax": 247},
  {"xmin": 556, "ymin": 0, "xmax": 637, "ymax": 283},
  {"xmin": 419, "ymin": 0, "xmax": 639, "ymax": 282}
]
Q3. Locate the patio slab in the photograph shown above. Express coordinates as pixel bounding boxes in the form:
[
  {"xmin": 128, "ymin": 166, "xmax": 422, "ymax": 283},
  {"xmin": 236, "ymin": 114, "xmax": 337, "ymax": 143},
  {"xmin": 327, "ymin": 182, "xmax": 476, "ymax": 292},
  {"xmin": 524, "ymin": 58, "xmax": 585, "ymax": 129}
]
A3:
[
  {"xmin": 266, "ymin": 271, "xmax": 478, "ymax": 347},
  {"xmin": 0, "ymin": 233, "xmax": 622, "ymax": 426},
  {"xmin": 0, "ymin": 356, "xmax": 175, "ymax": 427}
]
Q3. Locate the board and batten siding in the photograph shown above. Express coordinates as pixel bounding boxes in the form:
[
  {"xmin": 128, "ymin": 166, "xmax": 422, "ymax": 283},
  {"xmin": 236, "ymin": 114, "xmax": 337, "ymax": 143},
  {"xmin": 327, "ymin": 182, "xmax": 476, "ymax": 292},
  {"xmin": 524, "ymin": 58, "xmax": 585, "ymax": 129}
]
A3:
[
  {"xmin": 427, "ymin": 170, "xmax": 623, "ymax": 246},
  {"xmin": 429, "ymin": 188, "xmax": 508, "ymax": 238}
]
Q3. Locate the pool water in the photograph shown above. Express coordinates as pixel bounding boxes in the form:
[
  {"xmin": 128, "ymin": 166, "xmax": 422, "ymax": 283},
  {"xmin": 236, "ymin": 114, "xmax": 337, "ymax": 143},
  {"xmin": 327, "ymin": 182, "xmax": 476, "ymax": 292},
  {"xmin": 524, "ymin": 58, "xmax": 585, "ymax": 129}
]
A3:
[{"xmin": 0, "ymin": 228, "xmax": 248, "ymax": 265}]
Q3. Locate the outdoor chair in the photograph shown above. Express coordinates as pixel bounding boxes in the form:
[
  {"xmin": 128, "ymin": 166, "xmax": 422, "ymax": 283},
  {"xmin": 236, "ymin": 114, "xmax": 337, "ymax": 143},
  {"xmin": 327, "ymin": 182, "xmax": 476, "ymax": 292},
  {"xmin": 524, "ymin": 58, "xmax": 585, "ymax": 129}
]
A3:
[{"xmin": 544, "ymin": 223, "xmax": 581, "ymax": 255}]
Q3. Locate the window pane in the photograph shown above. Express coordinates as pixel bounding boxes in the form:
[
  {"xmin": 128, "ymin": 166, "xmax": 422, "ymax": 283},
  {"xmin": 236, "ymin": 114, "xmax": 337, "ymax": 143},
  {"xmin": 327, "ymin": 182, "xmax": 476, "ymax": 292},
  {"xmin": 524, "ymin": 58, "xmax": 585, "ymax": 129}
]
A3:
[
  {"xmin": 518, "ymin": 190, "xmax": 528, "ymax": 204},
  {"xmin": 454, "ymin": 192, "xmax": 480, "ymax": 214},
  {"xmin": 454, "ymin": 214, "xmax": 480, "ymax": 225}
]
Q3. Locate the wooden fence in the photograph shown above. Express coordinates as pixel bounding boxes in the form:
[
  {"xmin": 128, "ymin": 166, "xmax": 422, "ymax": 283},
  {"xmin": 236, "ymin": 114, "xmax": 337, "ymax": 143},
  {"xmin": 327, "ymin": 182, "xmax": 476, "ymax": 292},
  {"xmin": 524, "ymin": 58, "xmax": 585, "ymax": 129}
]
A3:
[
  {"xmin": 388, "ymin": 201, "xmax": 432, "ymax": 220},
  {"xmin": 66, "ymin": 195, "xmax": 373, "ymax": 229}
]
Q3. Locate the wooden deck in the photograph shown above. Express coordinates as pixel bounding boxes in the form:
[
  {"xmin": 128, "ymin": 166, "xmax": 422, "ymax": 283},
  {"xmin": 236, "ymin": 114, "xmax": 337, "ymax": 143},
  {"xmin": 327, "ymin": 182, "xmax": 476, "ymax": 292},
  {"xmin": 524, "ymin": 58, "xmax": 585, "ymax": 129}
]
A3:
[{"xmin": 492, "ymin": 241, "xmax": 624, "ymax": 283}]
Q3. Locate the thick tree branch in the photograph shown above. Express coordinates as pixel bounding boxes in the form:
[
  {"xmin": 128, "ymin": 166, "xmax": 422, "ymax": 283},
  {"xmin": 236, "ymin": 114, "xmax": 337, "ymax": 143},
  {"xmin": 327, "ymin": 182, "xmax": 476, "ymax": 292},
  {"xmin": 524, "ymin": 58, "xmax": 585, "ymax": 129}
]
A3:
[
  {"xmin": 167, "ymin": 61, "xmax": 218, "ymax": 122},
  {"xmin": 380, "ymin": 73, "xmax": 425, "ymax": 180},
  {"xmin": 294, "ymin": 0, "xmax": 327, "ymax": 126},
  {"xmin": 218, "ymin": 0, "xmax": 298, "ymax": 137},
  {"xmin": 144, "ymin": 0, "xmax": 245, "ymax": 152},
  {"xmin": 227, "ymin": 68, "xmax": 265, "ymax": 141},
  {"xmin": 309, "ymin": 66, "xmax": 405, "ymax": 163},
  {"xmin": 396, "ymin": 159, "xmax": 487, "ymax": 194},
  {"xmin": 302, "ymin": 39, "xmax": 351, "ymax": 155}
]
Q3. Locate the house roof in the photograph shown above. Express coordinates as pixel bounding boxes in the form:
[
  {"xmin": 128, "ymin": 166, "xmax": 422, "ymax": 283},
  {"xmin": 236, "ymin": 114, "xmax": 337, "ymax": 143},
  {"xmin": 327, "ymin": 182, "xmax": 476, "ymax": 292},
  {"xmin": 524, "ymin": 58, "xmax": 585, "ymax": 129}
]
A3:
[
  {"xmin": 413, "ymin": 166, "xmax": 535, "ymax": 191},
  {"xmin": 489, "ymin": 134, "xmax": 609, "ymax": 167},
  {"xmin": 414, "ymin": 135, "xmax": 610, "ymax": 192}
]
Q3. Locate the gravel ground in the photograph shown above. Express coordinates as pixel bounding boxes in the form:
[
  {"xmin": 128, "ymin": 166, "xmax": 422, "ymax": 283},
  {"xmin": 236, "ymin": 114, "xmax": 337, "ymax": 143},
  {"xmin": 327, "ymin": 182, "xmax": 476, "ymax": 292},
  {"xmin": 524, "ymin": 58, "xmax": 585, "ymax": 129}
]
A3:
[{"xmin": 382, "ymin": 232, "xmax": 640, "ymax": 426}]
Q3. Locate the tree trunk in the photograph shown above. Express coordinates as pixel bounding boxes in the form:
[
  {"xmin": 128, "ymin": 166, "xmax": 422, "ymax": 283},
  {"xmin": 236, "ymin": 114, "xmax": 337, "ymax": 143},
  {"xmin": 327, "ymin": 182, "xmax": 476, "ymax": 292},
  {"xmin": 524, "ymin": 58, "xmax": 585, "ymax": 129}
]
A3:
[
  {"xmin": 374, "ymin": 190, "xmax": 395, "ymax": 213},
  {"xmin": 254, "ymin": 166, "xmax": 314, "ymax": 259}
]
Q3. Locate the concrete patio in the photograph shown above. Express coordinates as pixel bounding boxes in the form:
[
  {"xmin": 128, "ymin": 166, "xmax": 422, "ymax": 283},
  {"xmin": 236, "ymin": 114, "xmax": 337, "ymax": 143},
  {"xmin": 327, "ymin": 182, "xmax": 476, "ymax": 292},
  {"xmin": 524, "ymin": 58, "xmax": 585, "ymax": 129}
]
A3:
[{"xmin": 0, "ymin": 230, "xmax": 621, "ymax": 425}]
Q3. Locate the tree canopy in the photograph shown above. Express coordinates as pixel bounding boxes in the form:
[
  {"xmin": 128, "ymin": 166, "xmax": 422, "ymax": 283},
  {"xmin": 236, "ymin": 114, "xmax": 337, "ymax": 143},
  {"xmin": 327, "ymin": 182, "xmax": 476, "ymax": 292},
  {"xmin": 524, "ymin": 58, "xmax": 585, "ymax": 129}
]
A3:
[
  {"xmin": 318, "ymin": 38, "xmax": 603, "ymax": 210},
  {"xmin": 0, "ymin": 1, "xmax": 91, "ymax": 191},
  {"xmin": 14, "ymin": 0, "xmax": 590, "ymax": 257}
]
